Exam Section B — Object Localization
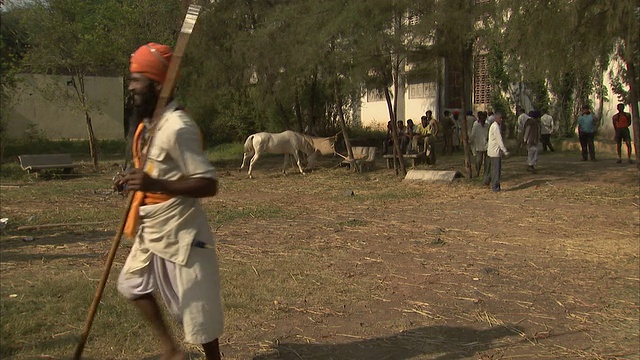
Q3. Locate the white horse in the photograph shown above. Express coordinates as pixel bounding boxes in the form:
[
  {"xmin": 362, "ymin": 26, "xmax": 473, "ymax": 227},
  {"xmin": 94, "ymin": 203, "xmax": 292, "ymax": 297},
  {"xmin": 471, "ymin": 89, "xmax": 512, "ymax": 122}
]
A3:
[{"xmin": 240, "ymin": 130, "xmax": 336, "ymax": 178}]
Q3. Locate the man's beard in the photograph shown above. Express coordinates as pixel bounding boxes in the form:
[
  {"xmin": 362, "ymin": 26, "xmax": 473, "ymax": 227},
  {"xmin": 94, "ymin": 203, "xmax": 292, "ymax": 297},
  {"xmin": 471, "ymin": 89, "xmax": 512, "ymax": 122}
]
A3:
[{"xmin": 132, "ymin": 82, "xmax": 159, "ymax": 121}]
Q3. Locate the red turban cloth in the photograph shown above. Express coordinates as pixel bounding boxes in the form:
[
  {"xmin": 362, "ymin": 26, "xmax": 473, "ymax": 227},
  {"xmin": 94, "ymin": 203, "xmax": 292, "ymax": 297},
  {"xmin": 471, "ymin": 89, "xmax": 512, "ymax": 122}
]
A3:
[{"xmin": 129, "ymin": 43, "xmax": 172, "ymax": 84}]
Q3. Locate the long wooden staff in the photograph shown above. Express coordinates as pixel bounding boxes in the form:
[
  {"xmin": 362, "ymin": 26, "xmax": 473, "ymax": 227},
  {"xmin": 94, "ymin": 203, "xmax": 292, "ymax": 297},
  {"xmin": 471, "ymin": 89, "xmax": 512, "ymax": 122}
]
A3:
[{"xmin": 72, "ymin": 5, "xmax": 202, "ymax": 360}]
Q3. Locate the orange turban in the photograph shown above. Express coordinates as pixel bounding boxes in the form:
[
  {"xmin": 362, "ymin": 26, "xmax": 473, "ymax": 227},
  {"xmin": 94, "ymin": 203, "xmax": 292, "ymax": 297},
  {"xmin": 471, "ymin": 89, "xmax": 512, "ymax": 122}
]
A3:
[{"xmin": 129, "ymin": 43, "xmax": 172, "ymax": 84}]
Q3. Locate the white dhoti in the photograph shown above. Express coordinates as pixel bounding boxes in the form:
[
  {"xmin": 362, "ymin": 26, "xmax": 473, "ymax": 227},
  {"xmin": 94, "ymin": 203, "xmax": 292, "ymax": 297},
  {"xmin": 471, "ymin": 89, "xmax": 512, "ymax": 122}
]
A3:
[
  {"xmin": 117, "ymin": 197, "xmax": 224, "ymax": 345},
  {"xmin": 118, "ymin": 244, "xmax": 224, "ymax": 344},
  {"xmin": 527, "ymin": 145, "xmax": 538, "ymax": 167}
]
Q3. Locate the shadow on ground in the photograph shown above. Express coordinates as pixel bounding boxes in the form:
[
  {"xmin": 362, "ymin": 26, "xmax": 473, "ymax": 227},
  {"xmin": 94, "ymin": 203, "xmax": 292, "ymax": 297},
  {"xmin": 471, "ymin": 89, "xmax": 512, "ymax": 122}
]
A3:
[{"xmin": 253, "ymin": 324, "xmax": 523, "ymax": 360}]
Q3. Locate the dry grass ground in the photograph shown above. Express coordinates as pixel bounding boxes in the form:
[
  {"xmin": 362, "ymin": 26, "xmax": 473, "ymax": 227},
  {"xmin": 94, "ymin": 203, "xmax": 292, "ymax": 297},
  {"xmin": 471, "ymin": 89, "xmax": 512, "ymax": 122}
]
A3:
[{"xmin": 1, "ymin": 149, "xmax": 638, "ymax": 360}]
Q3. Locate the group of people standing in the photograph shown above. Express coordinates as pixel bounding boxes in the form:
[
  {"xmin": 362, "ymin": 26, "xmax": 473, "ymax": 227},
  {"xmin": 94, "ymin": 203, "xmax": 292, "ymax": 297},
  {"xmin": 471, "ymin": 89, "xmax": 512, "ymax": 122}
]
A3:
[
  {"xmin": 575, "ymin": 102, "xmax": 633, "ymax": 163},
  {"xmin": 387, "ymin": 102, "xmax": 633, "ymax": 193},
  {"xmin": 513, "ymin": 108, "xmax": 552, "ymax": 172},
  {"xmin": 388, "ymin": 106, "xmax": 550, "ymax": 192},
  {"xmin": 387, "ymin": 109, "xmax": 510, "ymax": 191},
  {"xmin": 471, "ymin": 108, "xmax": 545, "ymax": 192}
]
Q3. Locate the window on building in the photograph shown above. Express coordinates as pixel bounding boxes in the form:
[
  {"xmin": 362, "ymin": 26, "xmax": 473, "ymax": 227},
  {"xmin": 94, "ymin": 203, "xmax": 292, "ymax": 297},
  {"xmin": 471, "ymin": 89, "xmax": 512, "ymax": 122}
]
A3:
[
  {"xmin": 367, "ymin": 88, "xmax": 385, "ymax": 102},
  {"xmin": 473, "ymin": 55, "xmax": 492, "ymax": 105},
  {"xmin": 408, "ymin": 82, "xmax": 436, "ymax": 99}
]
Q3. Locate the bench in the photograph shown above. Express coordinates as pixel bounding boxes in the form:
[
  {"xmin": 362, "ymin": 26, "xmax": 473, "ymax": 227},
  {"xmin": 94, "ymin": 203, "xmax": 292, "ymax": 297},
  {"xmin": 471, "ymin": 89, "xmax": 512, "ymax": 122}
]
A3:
[
  {"xmin": 341, "ymin": 146, "xmax": 377, "ymax": 172},
  {"xmin": 18, "ymin": 154, "xmax": 81, "ymax": 174},
  {"xmin": 383, "ymin": 152, "xmax": 427, "ymax": 169}
]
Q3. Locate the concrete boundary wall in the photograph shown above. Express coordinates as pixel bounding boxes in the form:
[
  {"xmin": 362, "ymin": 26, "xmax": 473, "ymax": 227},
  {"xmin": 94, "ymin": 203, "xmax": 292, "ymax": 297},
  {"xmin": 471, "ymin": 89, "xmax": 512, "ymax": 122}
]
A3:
[{"xmin": 5, "ymin": 74, "xmax": 124, "ymax": 140}]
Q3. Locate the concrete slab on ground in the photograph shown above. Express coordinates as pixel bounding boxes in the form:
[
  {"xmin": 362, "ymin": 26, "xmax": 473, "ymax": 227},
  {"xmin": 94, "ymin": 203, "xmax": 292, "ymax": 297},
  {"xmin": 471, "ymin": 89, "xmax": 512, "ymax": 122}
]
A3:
[{"xmin": 403, "ymin": 169, "xmax": 464, "ymax": 182}]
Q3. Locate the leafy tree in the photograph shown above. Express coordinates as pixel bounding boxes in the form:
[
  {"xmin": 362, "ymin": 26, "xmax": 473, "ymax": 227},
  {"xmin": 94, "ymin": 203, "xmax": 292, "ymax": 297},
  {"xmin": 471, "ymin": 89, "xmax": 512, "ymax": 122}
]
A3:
[
  {"xmin": 495, "ymin": 0, "xmax": 639, "ymax": 165},
  {"xmin": 16, "ymin": 0, "xmax": 181, "ymax": 168},
  {"xmin": 0, "ymin": 7, "xmax": 29, "ymax": 161},
  {"xmin": 410, "ymin": 0, "xmax": 488, "ymax": 178}
]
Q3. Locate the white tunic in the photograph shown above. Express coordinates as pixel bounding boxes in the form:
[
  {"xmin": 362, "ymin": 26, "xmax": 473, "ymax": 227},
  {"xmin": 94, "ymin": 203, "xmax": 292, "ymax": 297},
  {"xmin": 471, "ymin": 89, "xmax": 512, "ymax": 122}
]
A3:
[
  {"xmin": 118, "ymin": 102, "xmax": 223, "ymax": 344},
  {"xmin": 487, "ymin": 122, "xmax": 509, "ymax": 157}
]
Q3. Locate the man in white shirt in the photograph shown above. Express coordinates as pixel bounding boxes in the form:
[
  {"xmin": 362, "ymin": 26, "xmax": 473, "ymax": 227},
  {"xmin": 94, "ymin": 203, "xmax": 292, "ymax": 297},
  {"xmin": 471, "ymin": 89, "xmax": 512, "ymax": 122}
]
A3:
[
  {"xmin": 465, "ymin": 110, "xmax": 476, "ymax": 140},
  {"xmin": 486, "ymin": 111, "xmax": 495, "ymax": 126},
  {"xmin": 483, "ymin": 112, "xmax": 509, "ymax": 192},
  {"xmin": 523, "ymin": 111, "xmax": 542, "ymax": 172},
  {"xmin": 540, "ymin": 111, "xmax": 555, "ymax": 152},
  {"xmin": 515, "ymin": 107, "xmax": 530, "ymax": 155},
  {"xmin": 470, "ymin": 111, "xmax": 489, "ymax": 177}
]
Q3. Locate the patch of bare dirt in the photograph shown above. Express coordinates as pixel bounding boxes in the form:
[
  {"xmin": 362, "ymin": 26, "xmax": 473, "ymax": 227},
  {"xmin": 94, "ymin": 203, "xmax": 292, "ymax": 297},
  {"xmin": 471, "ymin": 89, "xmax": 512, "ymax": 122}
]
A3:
[
  {"xmin": 215, "ymin": 152, "xmax": 639, "ymax": 360},
  {"xmin": 1, "ymin": 151, "xmax": 638, "ymax": 360}
]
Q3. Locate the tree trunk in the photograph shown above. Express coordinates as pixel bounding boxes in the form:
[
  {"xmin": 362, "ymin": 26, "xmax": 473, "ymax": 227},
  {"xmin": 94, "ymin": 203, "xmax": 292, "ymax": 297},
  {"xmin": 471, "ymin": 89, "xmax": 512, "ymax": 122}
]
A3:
[
  {"xmin": 275, "ymin": 99, "xmax": 291, "ymax": 129},
  {"xmin": 393, "ymin": 52, "xmax": 407, "ymax": 177},
  {"xmin": 460, "ymin": 48, "xmax": 473, "ymax": 179},
  {"xmin": 335, "ymin": 85, "xmax": 355, "ymax": 172},
  {"xmin": 85, "ymin": 111, "xmax": 98, "ymax": 169},
  {"xmin": 625, "ymin": 60, "xmax": 640, "ymax": 170},
  {"xmin": 294, "ymin": 91, "xmax": 303, "ymax": 133},
  {"xmin": 308, "ymin": 73, "xmax": 318, "ymax": 134},
  {"xmin": 72, "ymin": 73, "xmax": 99, "ymax": 169},
  {"xmin": 384, "ymin": 87, "xmax": 406, "ymax": 176}
]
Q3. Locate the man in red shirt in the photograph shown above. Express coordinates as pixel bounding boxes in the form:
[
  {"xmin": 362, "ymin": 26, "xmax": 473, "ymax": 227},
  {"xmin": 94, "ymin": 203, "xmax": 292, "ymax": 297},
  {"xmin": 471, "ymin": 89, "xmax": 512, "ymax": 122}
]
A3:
[{"xmin": 612, "ymin": 103, "xmax": 632, "ymax": 164}]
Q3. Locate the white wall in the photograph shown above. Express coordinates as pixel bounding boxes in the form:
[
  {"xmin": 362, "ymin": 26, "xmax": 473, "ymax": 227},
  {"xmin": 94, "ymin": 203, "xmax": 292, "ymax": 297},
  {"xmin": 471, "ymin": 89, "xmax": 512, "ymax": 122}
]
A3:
[
  {"xmin": 6, "ymin": 74, "xmax": 124, "ymax": 140},
  {"xmin": 360, "ymin": 83, "xmax": 439, "ymax": 129}
]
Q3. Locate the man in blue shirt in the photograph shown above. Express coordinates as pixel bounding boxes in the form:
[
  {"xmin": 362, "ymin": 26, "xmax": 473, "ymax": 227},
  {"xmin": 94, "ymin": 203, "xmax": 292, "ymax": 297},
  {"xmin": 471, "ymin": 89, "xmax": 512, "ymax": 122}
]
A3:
[{"xmin": 577, "ymin": 104, "xmax": 598, "ymax": 161}]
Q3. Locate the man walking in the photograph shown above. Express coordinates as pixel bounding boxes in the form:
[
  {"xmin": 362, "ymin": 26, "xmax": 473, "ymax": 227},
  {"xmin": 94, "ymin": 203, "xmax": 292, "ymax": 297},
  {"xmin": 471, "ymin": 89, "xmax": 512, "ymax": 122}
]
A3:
[
  {"xmin": 540, "ymin": 110, "xmax": 555, "ymax": 152},
  {"xmin": 577, "ymin": 104, "xmax": 598, "ymax": 161},
  {"xmin": 612, "ymin": 103, "xmax": 633, "ymax": 164},
  {"xmin": 115, "ymin": 43, "xmax": 224, "ymax": 360},
  {"xmin": 515, "ymin": 107, "xmax": 530, "ymax": 155},
  {"xmin": 470, "ymin": 111, "xmax": 489, "ymax": 177},
  {"xmin": 484, "ymin": 112, "xmax": 509, "ymax": 192},
  {"xmin": 486, "ymin": 111, "xmax": 495, "ymax": 126},
  {"xmin": 523, "ymin": 111, "xmax": 542, "ymax": 172}
]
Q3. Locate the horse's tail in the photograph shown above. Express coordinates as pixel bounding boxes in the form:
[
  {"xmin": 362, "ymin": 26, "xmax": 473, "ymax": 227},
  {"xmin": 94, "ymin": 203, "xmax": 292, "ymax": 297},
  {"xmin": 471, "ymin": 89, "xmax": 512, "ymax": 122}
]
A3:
[
  {"xmin": 240, "ymin": 135, "xmax": 255, "ymax": 170},
  {"xmin": 243, "ymin": 135, "xmax": 255, "ymax": 154}
]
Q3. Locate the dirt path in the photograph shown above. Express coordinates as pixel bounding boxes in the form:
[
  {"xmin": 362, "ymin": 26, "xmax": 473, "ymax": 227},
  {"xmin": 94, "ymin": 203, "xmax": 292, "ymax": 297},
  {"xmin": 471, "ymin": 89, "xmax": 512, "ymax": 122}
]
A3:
[{"xmin": 211, "ymin": 152, "xmax": 639, "ymax": 360}]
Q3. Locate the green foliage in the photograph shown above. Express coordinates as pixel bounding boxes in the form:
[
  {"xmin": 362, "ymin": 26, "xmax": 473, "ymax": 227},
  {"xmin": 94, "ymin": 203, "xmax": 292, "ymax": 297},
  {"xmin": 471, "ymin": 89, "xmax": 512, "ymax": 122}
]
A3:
[
  {"xmin": 489, "ymin": 90, "xmax": 515, "ymax": 137},
  {"xmin": 182, "ymin": 87, "xmax": 262, "ymax": 146},
  {"xmin": 5, "ymin": 0, "xmax": 637, "ymax": 154},
  {"xmin": 205, "ymin": 142, "xmax": 245, "ymax": 162},
  {"xmin": 0, "ymin": 162, "xmax": 30, "ymax": 181},
  {"xmin": 494, "ymin": 0, "xmax": 639, "ymax": 140},
  {"xmin": 0, "ymin": 8, "xmax": 29, "ymax": 159},
  {"xmin": 7, "ymin": 0, "xmax": 182, "ymax": 166},
  {"xmin": 526, "ymin": 80, "xmax": 550, "ymax": 113},
  {"xmin": 550, "ymin": 72, "xmax": 577, "ymax": 137},
  {"xmin": 341, "ymin": 126, "xmax": 387, "ymax": 149},
  {"xmin": 486, "ymin": 47, "xmax": 511, "ymax": 93}
]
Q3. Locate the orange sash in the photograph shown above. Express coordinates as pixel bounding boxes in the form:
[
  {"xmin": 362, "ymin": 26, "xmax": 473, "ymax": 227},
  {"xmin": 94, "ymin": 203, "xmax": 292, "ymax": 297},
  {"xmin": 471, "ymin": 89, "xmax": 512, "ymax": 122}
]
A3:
[{"xmin": 123, "ymin": 122, "xmax": 173, "ymax": 239}]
